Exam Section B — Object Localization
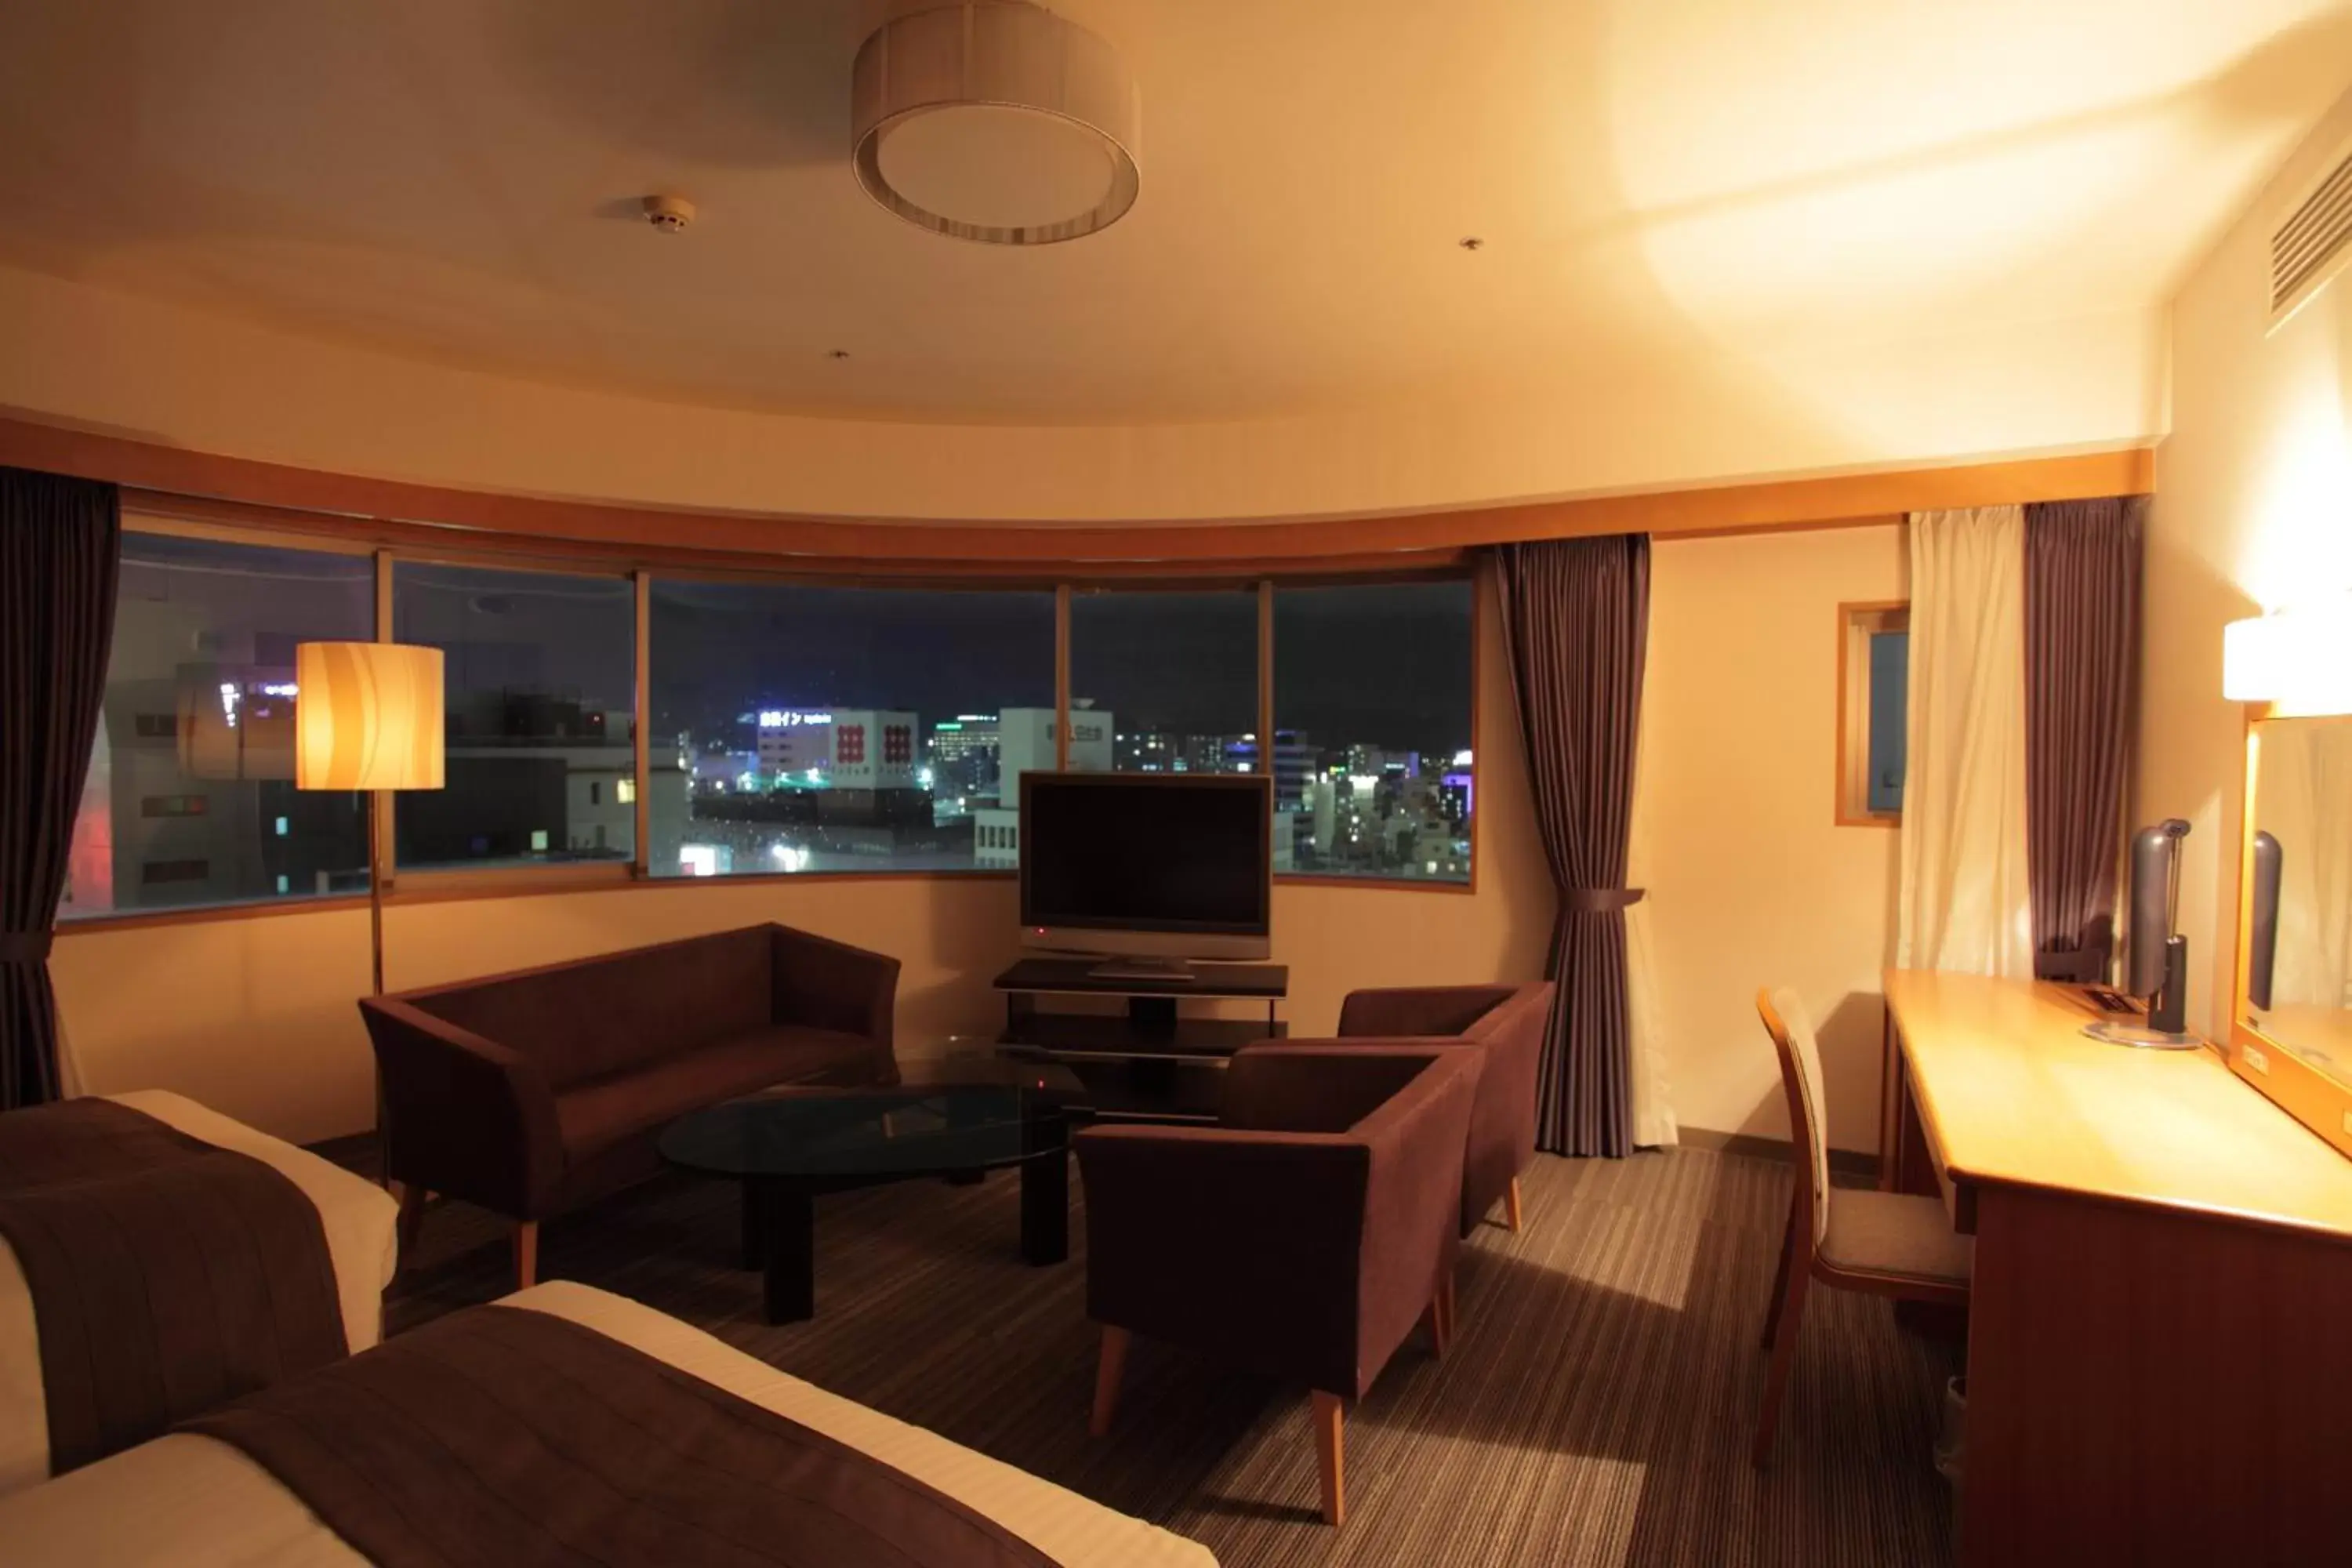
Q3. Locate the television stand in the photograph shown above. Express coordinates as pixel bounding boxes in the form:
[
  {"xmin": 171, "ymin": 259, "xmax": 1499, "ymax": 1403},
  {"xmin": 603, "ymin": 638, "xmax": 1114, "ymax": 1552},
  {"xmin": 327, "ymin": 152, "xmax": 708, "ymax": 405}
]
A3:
[
  {"xmin": 1086, "ymin": 957, "xmax": 1199, "ymax": 984},
  {"xmin": 992, "ymin": 956, "xmax": 1288, "ymax": 1122}
]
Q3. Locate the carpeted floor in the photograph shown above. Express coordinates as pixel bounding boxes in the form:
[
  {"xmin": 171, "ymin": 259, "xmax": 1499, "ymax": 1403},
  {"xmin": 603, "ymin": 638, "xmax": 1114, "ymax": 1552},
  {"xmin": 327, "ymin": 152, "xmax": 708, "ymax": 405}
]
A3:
[{"xmin": 383, "ymin": 1145, "xmax": 1958, "ymax": 1567}]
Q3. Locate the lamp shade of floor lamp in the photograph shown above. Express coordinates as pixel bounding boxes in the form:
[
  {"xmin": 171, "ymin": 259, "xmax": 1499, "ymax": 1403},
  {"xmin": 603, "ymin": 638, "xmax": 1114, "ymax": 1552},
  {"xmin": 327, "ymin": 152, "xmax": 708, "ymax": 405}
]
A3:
[{"xmin": 294, "ymin": 641, "xmax": 444, "ymax": 997}]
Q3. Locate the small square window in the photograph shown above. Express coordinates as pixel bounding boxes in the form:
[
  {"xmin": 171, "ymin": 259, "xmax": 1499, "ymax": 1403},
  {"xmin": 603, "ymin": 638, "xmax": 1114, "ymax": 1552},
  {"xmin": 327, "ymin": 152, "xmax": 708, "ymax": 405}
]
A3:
[{"xmin": 1838, "ymin": 602, "xmax": 1909, "ymax": 826}]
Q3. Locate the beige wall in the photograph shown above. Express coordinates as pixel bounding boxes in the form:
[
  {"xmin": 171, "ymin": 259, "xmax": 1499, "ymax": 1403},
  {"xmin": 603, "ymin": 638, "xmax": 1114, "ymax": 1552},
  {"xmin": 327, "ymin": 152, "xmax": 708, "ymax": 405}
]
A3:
[
  {"xmin": 1642, "ymin": 525, "xmax": 1908, "ymax": 1153},
  {"xmin": 2140, "ymin": 89, "xmax": 2352, "ymax": 1036},
  {"xmin": 54, "ymin": 568, "xmax": 1553, "ymax": 1146},
  {"xmin": 0, "ymin": 261, "xmax": 2161, "ymax": 526}
]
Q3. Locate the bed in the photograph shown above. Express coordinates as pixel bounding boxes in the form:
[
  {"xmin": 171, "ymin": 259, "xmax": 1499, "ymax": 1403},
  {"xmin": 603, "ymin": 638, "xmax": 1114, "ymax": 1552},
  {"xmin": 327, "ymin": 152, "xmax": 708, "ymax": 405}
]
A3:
[
  {"xmin": 0, "ymin": 1090, "xmax": 399, "ymax": 1495},
  {"xmin": 0, "ymin": 1279, "xmax": 1216, "ymax": 1567}
]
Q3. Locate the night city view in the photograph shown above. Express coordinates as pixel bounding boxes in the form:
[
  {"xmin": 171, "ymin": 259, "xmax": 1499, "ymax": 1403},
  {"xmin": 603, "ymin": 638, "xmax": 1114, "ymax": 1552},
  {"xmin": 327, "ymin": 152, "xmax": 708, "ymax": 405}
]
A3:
[{"xmin": 62, "ymin": 539, "xmax": 1475, "ymax": 917}]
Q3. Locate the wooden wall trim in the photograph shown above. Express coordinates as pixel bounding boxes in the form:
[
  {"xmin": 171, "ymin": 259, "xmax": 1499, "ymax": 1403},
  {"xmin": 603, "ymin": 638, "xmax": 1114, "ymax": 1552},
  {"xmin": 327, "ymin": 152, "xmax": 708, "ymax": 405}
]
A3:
[{"xmin": 0, "ymin": 414, "xmax": 2152, "ymax": 568}]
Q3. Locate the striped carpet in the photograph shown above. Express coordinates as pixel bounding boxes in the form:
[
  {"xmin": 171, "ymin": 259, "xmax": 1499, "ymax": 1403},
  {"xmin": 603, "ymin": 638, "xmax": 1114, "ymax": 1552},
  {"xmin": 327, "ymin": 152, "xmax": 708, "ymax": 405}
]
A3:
[{"xmin": 383, "ymin": 1146, "xmax": 1958, "ymax": 1567}]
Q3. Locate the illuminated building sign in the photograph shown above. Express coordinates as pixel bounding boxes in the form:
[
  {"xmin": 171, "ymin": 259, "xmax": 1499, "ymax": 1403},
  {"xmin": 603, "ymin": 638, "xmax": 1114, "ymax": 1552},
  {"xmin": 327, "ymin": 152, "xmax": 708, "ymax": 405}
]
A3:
[{"xmin": 757, "ymin": 710, "xmax": 832, "ymax": 728}]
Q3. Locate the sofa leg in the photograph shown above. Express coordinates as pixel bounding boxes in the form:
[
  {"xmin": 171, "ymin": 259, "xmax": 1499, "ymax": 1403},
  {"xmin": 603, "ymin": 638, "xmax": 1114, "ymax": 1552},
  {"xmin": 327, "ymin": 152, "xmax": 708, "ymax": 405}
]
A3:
[
  {"xmin": 1089, "ymin": 1327, "xmax": 1131, "ymax": 1438},
  {"xmin": 395, "ymin": 1184, "xmax": 430, "ymax": 1271},
  {"xmin": 514, "ymin": 1221, "xmax": 539, "ymax": 1292},
  {"xmin": 1423, "ymin": 1290, "xmax": 1450, "ymax": 1359},
  {"xmin": 1438, "ymin": 1268, "xmax": 1457, "ymax": 1343},
  {"xmin": 1312, "ymin": 1391, "xmax": 1345, "ymax": 1526},
  {"xmin": 1505, "ymin": 1175, "xmax": 1524, "ymax": 1232}
]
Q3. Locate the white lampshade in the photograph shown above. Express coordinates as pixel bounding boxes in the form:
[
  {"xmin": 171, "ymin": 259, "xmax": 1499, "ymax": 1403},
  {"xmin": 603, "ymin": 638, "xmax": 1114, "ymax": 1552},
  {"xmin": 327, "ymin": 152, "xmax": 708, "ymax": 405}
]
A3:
[
  {"xmin": 294, "ymin": 642, "xmax": 445, "ymax": 791},
  {"xmin": 851, "ymin": 2, "xmax": 1139, "ymax": 245},
  {"xmin": 2223, "ymin": 602, "xmax": 2352, "ymax": 715}
]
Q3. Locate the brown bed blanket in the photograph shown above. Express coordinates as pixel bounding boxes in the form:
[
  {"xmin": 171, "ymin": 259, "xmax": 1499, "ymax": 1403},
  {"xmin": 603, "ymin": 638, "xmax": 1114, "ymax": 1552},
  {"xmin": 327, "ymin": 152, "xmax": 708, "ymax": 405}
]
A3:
[
  {"xmin": 0, "ymin": 1097, "xmax": 346, "ymax": 1474},
  {"xmin": 186, "ymin": 1302, "xmax": 1064, "ymax": 1568}
]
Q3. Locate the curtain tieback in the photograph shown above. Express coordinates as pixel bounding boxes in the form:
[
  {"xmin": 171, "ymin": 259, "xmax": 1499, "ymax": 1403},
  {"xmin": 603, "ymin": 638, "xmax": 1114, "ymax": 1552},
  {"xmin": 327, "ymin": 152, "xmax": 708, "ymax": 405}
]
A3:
[
  {"xmin": 1562, "ymin": 887, "xmax": 1645, "ymax": 913},
  {"xmin": 0, "ymin": 930, "xmax": 54, "ymax": 964}
]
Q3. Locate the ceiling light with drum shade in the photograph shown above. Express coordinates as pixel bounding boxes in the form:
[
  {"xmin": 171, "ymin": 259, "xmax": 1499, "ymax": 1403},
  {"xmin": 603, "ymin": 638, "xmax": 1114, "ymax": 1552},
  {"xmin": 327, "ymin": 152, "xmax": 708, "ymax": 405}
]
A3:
[{"xmin": 851, "ymin": 2, "xmax": 1140, "ymax": 245}]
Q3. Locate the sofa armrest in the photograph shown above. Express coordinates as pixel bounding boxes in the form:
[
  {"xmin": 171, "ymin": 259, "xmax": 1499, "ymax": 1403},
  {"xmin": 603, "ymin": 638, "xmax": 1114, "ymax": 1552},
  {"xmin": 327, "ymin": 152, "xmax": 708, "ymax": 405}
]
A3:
[
  {"xmin": 1337, "ymin": 985, "xmax": 1517, "ymax": 1039},
  {"xmin": 1075, "ymin": 1124, "xmax": 1370, "ymax": 1393},
  {"xmin": 768, "ymin": 925, "xmax": 901, "ymax": 1075},
  {"xmin": 359, "ymin": 998, "xmax": 564, "ymax": 1221}
]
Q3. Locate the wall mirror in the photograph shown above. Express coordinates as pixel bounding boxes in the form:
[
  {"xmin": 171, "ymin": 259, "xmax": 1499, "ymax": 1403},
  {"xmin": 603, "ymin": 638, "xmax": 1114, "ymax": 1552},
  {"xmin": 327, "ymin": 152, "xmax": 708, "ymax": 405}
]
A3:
[{"xmin": 2234, "ymin": 711, "xmax": 2352, "ymax": 1158}]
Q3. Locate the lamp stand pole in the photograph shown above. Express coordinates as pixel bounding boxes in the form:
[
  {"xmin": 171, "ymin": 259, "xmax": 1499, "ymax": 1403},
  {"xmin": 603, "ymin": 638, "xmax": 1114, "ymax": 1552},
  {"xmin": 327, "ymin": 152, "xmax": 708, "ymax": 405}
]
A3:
[
  {"xmin": 368, "ymin": 787, "xmax": 390, "ymax": 1187},
  {"xmin": 368, "ymin": 787, "xmax": 386, "ymax": 998}
]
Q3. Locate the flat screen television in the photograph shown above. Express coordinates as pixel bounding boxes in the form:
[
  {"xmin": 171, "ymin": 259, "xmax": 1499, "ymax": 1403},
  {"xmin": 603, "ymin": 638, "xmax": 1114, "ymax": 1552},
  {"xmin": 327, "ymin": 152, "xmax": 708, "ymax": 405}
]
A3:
[{"xmin": 1018, "ymin": 771, "xmax": 1272, "ymax": 969}]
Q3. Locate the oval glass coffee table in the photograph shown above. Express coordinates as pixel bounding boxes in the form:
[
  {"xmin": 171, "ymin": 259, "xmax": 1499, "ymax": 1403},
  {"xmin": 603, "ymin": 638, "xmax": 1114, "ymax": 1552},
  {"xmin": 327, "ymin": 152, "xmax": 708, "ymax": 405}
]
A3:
[{"xmin": 659, "ymin": 1051, "xmax": 1081, "ymax": 1323}]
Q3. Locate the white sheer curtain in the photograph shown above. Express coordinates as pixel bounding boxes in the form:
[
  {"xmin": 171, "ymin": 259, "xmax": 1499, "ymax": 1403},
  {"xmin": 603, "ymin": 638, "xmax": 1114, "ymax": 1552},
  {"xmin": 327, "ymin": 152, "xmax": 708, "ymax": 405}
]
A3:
[
  {"xmin": 1896, "ymin": 506, "xmax": 2034, "ymax": 978},
  {"xmin": 1626, "ymin": 655, "xmax": 1675, "ymax": 1147}
]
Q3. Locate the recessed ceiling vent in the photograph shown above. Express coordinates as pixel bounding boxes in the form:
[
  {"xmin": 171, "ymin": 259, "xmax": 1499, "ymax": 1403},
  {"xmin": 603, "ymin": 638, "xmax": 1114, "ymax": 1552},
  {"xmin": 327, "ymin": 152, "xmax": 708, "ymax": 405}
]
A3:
[
  {"xmin": 2270, "ymin": 143, "xmax": 2352, "ymax": 331},
  {"xmin": 851, "ymin": 2, "xmax": 1139, "ymax": 245}
]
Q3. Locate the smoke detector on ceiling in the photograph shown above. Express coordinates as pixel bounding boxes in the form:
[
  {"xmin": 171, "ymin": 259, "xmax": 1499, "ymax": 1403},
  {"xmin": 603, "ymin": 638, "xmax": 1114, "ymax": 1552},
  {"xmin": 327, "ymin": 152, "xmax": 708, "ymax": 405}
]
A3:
[
  {"xmin": 851, "ymin": 2, "xmax": 1139, "ymax": 245},
  {"xmin": 642, "ymin": 194, "xmax": 697, "ymax": 234}
]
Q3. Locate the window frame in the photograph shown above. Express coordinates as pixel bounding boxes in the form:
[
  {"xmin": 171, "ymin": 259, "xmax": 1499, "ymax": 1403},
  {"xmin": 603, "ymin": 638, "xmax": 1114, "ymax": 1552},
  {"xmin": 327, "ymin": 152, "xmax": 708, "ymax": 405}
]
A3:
[
  {"xmin": 1836, "ymin": 600, "xmax": 1910, "ymax": 829},
  {"xmin": 63, "ymin": 508, "xmax": 1483, "ymax": 931}
]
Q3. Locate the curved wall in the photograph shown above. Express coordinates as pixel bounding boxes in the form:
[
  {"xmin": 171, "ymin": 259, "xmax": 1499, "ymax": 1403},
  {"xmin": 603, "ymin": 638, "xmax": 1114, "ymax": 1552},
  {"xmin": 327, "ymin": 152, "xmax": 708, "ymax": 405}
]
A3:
[{"xmin": 0, "ymin": 263, "xmax": 2161, "ymax": 525}]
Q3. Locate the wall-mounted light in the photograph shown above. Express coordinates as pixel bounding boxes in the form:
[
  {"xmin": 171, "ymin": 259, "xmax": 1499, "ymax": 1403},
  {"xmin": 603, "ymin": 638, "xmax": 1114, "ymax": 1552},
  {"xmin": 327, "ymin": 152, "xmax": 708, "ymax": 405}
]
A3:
[{"xmin": 2223, "ymin": 596, "xmax": 2352, "ymax": 714}]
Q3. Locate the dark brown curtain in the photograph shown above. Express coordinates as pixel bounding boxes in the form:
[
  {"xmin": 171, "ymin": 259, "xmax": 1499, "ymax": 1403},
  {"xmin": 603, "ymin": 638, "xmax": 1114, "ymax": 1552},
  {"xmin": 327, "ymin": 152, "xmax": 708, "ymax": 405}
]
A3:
[
  {"xmin": 2, "ymin": 466, "xmax": 119, "ymax": 1109},
  {"xmin": 1493, "ymin": 535, "xmax": 1649, "ymax": 1158},
  {"xmin": 2023, "ymin": 495, "xmax": 2144, "ymax": 984}
]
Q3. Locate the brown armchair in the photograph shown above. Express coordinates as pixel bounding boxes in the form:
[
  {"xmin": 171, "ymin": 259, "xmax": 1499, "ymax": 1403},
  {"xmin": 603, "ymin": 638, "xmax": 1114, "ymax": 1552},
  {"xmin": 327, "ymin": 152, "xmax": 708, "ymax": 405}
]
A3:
[
  {"xmin": 1075, "ymin": 1044, "xmax": 1480, "ymax": 1526},
  {"xmin": 1298, "ymin": 982, "xmax": 1555, "ymax": 1236},
  {"xmin": 359, "ymin": 924, "xmax": 898, "ymax": 1288}
]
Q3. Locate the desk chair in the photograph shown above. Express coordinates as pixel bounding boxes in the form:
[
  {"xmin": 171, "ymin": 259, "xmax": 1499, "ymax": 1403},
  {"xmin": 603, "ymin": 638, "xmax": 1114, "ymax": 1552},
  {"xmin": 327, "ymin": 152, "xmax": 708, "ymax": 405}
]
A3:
[{"xmin": 1753, "ymin": 986, "xmax": 1971, "ymax": 1465}]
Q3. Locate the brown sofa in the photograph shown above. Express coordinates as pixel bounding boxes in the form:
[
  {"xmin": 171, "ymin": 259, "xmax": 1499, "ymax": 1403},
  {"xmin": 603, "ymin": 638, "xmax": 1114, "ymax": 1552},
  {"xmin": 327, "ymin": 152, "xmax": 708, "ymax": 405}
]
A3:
[
  {"xmin": 358, "ymin": 924, "xmax": 899, "ymax": 1287},
  {"xmin": 1300, "ymin": 982, "xmax": 1555, "ymax": 1236},
  {"xmin": 1076, "ymin": 1044, "xmax": 1480, "ymax": 1526}
]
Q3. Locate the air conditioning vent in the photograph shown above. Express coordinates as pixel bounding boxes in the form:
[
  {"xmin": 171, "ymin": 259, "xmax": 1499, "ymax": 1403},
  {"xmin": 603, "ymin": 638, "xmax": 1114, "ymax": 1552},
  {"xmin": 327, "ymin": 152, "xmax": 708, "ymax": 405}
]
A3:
[{"xmin": 2270, "ymin": 144, "xmax": 2352, "ymax": 330}]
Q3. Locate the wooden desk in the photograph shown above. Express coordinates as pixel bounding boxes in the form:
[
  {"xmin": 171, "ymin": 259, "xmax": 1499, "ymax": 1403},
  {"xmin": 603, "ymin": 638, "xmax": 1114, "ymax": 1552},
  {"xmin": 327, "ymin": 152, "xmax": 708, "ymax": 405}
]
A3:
[{"xmin": 1882, "ymin": 972, "xmax": 2352, "ymax": 1567}]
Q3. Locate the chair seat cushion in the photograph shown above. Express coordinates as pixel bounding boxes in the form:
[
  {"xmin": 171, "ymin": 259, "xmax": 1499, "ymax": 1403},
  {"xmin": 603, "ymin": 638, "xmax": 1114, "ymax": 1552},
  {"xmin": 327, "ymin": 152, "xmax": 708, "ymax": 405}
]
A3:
[
  {"xmin": 554, "ymin": 1026, "xmax": 878, "ymax": 1159},
  {"xmin": 1820, "ymin": 1189, "xmax": 1973, "ymax": 1283}
]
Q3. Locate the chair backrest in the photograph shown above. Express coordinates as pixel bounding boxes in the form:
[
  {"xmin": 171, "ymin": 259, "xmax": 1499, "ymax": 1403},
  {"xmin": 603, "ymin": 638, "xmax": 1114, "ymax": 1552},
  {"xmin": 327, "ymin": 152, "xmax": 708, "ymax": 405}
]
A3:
[{"xmin": 1755, "ymin": 986, "xmax": 1832, "ymax": 1247}]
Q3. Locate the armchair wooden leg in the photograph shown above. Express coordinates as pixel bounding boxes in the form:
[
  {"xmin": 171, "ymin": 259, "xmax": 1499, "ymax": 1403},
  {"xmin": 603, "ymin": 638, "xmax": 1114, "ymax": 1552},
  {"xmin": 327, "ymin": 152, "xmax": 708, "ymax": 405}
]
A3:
[
  {"xmin": 394, "ymin": 1184, "xmax": 430, "ymax": 1272},
  {"xmin": 1089, "ymin": 1327, "xmax": 1131, "ymax": 1439},
  {"xmin": 1752, "ymin": 1261, "xmax": 1810, "ymax": 1466},
  {"xmin": 1422, "ymin": 1289, "xmax": 1451, "ymax": 1359},
  {"xmin": 1438, "ymin": 1268, "xmax": 1457, "ymax": 1343},
  {"xmin": 514, "ymin": 1221, "xmax": 539, "ymax": 1292},
  {"xmin": 1504, "ymin": 1175, "xmax": 1524, "ymax": 1232},
  {"xmin": 1312, "ymin": 1391, "xmax": 1346, "ymax": 1526},
  {"xmin": 1761, "ymin": 1204, "xmax": 1797, "ymax": 1350}
]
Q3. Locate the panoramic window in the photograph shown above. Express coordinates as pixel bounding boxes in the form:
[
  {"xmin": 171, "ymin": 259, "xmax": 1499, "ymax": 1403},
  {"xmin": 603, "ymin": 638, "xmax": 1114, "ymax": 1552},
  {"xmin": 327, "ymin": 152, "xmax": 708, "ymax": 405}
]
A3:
[
  {"xmin": 1068, "ymin": 589, "xmax": 1261, "ymax": 780},
  {"xmin": 1838, "ymin": 602, "xmax": 1910, "ymax": 824},
  {"xmin": 391, "ymin": 562, "xmax": 637, "ymax": 870},
  {"xmin": 60, "ymin": 528, "xmax": 374, "ymax": 918},
  {"xmin": 648, "ymin": 580, "xmax": 1055, "ymax": 876},
  {"xmin": 1274, "ymin": 579, "xmax": 1475, "ymax": 883}
]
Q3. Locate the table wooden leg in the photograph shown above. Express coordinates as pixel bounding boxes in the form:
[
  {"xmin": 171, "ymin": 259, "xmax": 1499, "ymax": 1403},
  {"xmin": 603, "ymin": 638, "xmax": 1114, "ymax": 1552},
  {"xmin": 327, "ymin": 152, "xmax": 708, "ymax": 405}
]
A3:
[
  {"xmin": 741, "ymin": 1178, "xmax": 769, "ymax": 1270},
  {"xmin": 762, "ymin": 1182, "xmax": 815, "ymax": 1323},
  {"xmin": 1021, "ymin": 1116, "xmax": 1069, "ymax": 1266}
]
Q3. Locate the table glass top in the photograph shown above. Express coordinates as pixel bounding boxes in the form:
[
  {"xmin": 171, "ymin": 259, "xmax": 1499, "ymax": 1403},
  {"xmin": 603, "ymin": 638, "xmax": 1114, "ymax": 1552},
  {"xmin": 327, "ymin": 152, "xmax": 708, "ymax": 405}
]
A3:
[{"xmin": 659, "ymin": 1051, "xmax": 1080, "ymax": 1180}]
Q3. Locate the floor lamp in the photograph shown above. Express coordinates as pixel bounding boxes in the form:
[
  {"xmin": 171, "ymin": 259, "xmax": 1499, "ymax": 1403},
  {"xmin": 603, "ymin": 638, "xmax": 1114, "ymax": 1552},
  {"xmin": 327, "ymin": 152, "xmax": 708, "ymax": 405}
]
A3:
[{"xmin": 295, "ymin": 641, "xmax": 444, "ymax": 1176}]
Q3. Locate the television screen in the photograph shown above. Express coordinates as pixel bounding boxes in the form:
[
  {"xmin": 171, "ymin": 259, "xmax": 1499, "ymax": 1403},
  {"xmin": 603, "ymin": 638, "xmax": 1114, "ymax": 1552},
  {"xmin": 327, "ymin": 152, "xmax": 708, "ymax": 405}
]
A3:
[{"xmin": 1020, "ymin": 772, "xmax": 1270, "ymax": 938}]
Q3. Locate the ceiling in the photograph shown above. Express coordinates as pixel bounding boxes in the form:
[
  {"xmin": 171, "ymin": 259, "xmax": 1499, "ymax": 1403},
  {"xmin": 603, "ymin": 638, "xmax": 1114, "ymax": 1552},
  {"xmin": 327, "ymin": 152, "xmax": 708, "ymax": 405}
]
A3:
[{"xmin": 0, "ymin": 0, "xmax": 2348, "ymax": 427}]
